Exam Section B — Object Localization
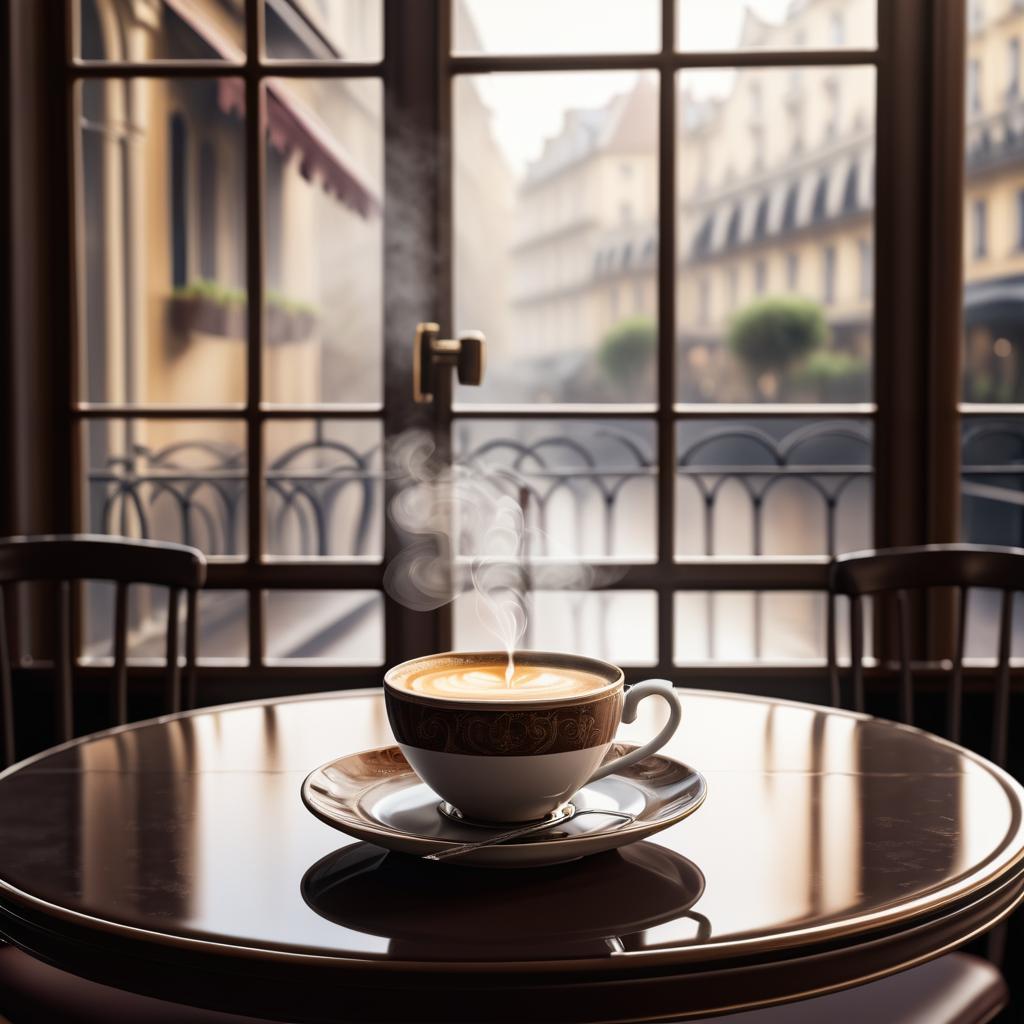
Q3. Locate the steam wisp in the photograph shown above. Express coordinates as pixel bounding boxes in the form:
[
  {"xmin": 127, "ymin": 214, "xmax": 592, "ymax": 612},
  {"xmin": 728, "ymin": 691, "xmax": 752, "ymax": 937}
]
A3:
[{"xmin": 383, "ymin": 430, "xmax": 599, "ymax": 684}]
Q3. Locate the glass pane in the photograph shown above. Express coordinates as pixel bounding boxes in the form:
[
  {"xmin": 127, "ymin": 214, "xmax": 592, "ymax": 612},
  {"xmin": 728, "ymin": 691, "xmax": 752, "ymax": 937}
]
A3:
[
  {"xmin": 961, "ymin": 417, "xmax": 1024, "ymax": 549},
  {"xmin": 263, "ymin": 79, "xmax": 383, "ymax": 405},
  {"xmin": 677, "ymin": 66, "xmax": 875, "ymax": 403},
  {"xmin": 77, "ymin": 0, "xmax": 245, "ymax": 61},
  {"xmin": 965, "ymin": 588, "xmax": 1024, "ymax": 661},
  {"xmin": 81, "ymin": 584, "xmax": 248, "ymax": 666},
  {"xmin": 264, "ymin": 419, "xmax": 383, "ymax": 558},
  {"xmin": 963, "ymin": 4, "xmax": 1024, "ymax": 402},
  {"xmin": 454, "ymin": 73, "xmax": 658, "ymax": 404},
  {"xmin": 85, "ymin": 419, "xmax": 247, "ymax": 556},
  {"xmin": 674, "ymin": 591, "xmax": 868, "ymax": 663},
  {"xmin": 265, "ymin": 0, "xmax": 382, "ymax": 61},
  {"xmin": 455, "ymin": 0, "xmax": 659, "ymax": 54},
  {"xmin": 264, "ymin": 590, "xmax": 383, "ymax": 663},
  {"xmin": 453, "ymin": 420, "xmax": 658, "ymax": 561},
  {"xmin": 77, "ymin": 79, "xmax": 247, "ymax": 405},
  {"xmin": 455, "ymin": 591, "xmax": 658, "ymax": 666},
  {"xmin": 676, "ymin": 419, "xmax": 872, "ymax": 557},
  {"xmin": 264, "ymin": 77, "xmax": 385, "ymax": 405},
  {"xmin": 677, "ymin": 0, "xmax": 876, "ymax": 51}
]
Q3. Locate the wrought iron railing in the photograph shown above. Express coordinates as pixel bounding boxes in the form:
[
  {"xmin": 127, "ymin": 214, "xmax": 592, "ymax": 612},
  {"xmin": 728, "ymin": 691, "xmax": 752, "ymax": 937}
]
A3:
[
  {"xmin": 88, "ymin": 417, "xmax": 1024, "ymax": 661},
  {"xmin": 962, "ymin": 419, "xmax": 1024, "ymax": 548},
  {"xmin": 90, "ymin": 421, "xmax": 878, "ymax": 559},
  {"xmin": 89, "ymin": 420, "xmax": 887, "ymax": 660}
]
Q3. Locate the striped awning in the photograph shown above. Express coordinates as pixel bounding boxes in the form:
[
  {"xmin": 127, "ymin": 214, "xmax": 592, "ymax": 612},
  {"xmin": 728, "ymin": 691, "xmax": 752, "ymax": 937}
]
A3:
[
  {"xmin": 217, "ymin": 78, "xmax": 380, "ymax": 219},
  {"xmin": 164, "ymin": 0, "xmax": 379, "ymax": 219}
]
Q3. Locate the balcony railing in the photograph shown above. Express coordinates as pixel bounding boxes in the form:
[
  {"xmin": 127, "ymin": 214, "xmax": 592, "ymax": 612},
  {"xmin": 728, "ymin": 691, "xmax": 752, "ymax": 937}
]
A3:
[
  {"xmin": 88, "ymin": 416, "xmax": 1024, "ymax": 663},
  {"xmin": 87, "ymin": 420, "xmax": 890, "ymax": 661}
]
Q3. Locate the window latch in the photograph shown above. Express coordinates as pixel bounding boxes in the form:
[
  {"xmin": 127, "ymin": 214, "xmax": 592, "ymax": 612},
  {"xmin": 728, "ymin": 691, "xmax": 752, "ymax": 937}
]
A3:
[{"xmin": 412, "ymin": 322, "xmax": 486, "ymax": 403}]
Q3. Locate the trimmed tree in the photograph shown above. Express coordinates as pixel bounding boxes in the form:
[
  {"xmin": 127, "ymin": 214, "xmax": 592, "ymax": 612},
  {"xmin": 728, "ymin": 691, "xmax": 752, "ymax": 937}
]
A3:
[
  {"xmin": 727, "ymin": 296, "xmax": 827, "ymax": 395},
  {"xmin": 599, "ymin": 316, "xmax": 657, "ymax": 396}
]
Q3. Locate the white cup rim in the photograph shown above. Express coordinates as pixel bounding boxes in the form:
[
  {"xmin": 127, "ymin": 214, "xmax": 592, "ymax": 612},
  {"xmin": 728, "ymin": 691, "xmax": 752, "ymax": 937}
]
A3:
[{"xmin": 384, "ymin": 650, "xmax": 624, "ymax": 708}]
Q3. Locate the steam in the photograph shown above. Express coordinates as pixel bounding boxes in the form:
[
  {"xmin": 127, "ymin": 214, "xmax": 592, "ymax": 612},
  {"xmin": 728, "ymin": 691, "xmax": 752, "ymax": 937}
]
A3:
[{"xmin": 383, "ymin": 430, "xmax": 604, "ymax": 682}]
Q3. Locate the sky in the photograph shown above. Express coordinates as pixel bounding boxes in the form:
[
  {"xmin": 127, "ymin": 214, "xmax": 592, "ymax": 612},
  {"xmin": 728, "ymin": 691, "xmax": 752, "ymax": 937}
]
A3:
[{"xmin": 457, "ymin": 0, "xmax": 794, "ymax": 172}]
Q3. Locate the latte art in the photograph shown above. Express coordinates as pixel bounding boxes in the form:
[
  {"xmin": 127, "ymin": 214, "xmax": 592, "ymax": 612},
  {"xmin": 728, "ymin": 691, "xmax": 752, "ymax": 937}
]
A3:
[{"xmin": 393, "ymin": 663, "xmax": 613, "ymax": 702}]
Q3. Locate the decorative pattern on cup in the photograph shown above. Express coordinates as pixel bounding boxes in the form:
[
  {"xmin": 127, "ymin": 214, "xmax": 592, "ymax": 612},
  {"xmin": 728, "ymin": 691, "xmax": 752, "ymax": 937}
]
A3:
[{"xmin": 385, "ymin": 689, "xmax": 624, "ymax": 757}]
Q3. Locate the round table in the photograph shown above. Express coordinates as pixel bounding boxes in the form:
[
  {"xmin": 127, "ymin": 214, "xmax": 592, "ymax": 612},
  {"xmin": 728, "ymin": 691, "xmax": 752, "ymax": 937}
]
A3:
[{"xmin": 0, "ymin": 689, "xmax": 1021, "ymax": 1023}]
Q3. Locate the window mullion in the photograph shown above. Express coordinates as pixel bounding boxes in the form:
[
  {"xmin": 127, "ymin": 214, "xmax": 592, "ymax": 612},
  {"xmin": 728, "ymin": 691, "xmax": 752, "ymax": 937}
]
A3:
[
  {"xmin": 244, "ymin": 1, "xmax": 266, "ymax": 667},
  {"xmin": 657, "ymin": 0, "xmax": 677, "ymax": 674}
]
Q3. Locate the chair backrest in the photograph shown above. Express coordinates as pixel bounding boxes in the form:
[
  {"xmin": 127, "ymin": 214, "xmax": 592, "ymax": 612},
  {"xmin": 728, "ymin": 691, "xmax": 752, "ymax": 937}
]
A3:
[
  {"xmin": 827, "ymin": 543, "xmax": 1024, "ymax": 767},
  {"xmin": 0, "ymin": 535, "xmax": 207, "ymax": 767}
]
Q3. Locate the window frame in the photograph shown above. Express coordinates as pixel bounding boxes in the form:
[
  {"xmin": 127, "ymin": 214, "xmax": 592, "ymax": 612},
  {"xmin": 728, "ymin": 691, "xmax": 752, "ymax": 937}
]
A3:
[{"xmin": 1, "ymin": 0, "xmax": 971, "ymax": 696}]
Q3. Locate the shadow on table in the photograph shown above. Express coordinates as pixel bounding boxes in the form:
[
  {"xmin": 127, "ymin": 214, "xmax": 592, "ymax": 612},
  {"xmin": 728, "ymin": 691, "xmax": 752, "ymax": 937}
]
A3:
[{"xmin": 301, "ymin": 841, "xmax": 710, "ymax": 961}]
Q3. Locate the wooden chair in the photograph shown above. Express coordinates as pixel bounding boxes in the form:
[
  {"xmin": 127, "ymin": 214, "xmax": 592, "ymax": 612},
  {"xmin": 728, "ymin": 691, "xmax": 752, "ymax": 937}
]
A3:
[
  {"xmin": 827, "ymin": 542, "xmax": 1022, "ymax": 768},
  {"xmin": 691, "ymin": 544, "xmax": 1019, "ymax": 1024},
  {"xmin": 0, "ymin": 535, "xmax": 268, "ymax": 1024},
  {"xmin": 0, "ymin": 534, "xmax": 207, "ymax": 768}
]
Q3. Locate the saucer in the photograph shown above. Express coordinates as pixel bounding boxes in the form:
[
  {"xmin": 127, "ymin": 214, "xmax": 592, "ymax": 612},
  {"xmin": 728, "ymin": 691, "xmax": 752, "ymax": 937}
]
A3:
[{"xmin": 301, "ymin": 742, "xmax": 707, "ymax": 868}]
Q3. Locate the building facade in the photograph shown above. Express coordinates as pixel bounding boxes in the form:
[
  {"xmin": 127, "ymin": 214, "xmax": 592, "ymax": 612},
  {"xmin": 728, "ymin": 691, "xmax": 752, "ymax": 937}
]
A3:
[{"xmin": 965, "ymin": 0, "xmax": 1024, "ymax": 402}]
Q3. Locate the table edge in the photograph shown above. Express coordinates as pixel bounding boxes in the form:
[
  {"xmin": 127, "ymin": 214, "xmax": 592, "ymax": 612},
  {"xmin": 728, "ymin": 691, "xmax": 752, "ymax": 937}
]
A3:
[{"xmin": 0, "ymin": 687, "xmax": 1022, "ymax": 977}]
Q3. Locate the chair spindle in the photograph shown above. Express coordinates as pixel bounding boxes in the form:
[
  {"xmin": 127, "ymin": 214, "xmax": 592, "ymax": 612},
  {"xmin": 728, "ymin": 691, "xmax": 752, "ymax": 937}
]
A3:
[
  {"xmin": 950, "ymin": 586, "xmax": 967, "ymax": 744},
  {"xmin": 56, "ymin": 581, "xmax": 73, "ymax": 742},
  {"xmin": 0, "ymin": 586, "xmax": 14, "ymax": 767},
  {"xmin": 165, "ymin": 588, "xmax": 181, "ymax": 713},
  {"xmin": 826, "ymin": 592, "xmax": 840, "ymax": 707},
  {"xmin": 850, "ymin": 595, "xmax": 864, "ymax": 712},
  {"xmin": 993, "ymin": 590, "xmax": 1013, "ymax": 768},
  {"xmin": 113, "ymin": 582, "xmax": 128, "ymax": 726},
  {"xmin": 185, "ymin": 588, "xmax": 198, "ymax": 711},
  {"xmin": 897, "ymin": 589, "xmax": 913, "ymax": 724}
]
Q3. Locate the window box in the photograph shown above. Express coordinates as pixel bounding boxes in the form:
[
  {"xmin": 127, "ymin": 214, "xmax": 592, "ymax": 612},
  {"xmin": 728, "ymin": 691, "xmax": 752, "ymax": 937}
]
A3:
[
  {"xmin": 168, "ymin": 287, "xmax": 247, "ymax": 339},
  {"xmin": 168, "ymin": 286, "xmax": 318, "ymax": 344}
]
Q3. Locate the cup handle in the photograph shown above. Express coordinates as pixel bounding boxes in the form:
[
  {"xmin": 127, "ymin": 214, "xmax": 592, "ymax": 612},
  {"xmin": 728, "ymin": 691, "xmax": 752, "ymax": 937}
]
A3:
[{"xmin": 586, "ymin": 679, "xmax": 682, "ymax": 784}]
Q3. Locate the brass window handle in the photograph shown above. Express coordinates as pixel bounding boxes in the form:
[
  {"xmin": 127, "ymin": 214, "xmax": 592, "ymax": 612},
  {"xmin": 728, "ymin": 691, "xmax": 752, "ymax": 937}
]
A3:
[{"xmin": 413, "ymin": 322, "xmax": 486, "ymax": 403}]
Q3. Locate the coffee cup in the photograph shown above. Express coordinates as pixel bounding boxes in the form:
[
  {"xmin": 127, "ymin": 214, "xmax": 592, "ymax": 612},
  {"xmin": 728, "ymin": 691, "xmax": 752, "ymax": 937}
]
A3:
[{"xmin": 384, "ymin": 650, "xmax": 682, "ymax": 823}]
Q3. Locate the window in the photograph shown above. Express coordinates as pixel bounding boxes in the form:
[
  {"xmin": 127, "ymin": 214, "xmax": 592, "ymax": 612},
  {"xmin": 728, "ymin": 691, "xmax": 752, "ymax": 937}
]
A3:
[
  {"xmin": 964, "ymin": 0, "xmax": 1024, "ymax": 594},
  {"xmin": 169, "ymin": 114, "xmax": 188, "ymax": 290},
  {"xmin": 753, "ymin": 195, "xmax": 769, "ymax": 239},
  {"xmin": 970, "ymin": 0, "xmax": 985, "ymax": 32},
  {"xmin": 725, "ymin": 204, "xmax": 741, "ymax": 247},
  {"xmin": 823, "ymin": 245, "xmax": 837, "ymax": 304},
  {"xmin": 751, "ymin": 126, "xmax": 764, "ymax": 171},
  {"xmin": 972, "ymin": 198, "xmax": 988, "ymax": 259},
  {"xmin": 842, "ymin": 164, "xmax": 860, "ymax": 214},
  {"xmin": 811, "ymin": 174, "xmax": 829, "ymax": 222},
  {"xmin": 198, "ymin": 141, "xmax": 217, "ymax": 281},
  {"xmin": 697, "ymin": 275, "xmax": 710, "ymax": 325},
  {"xmin": 786, "ymin": 251, "xmax": 799, "ymax": 290},
  {"xmin": 830, "ymin": 12, "xmax": 845, "ymax": 47},
  {"xmin": 19, "ymin": 0, "xmax": 961, "ymax": 686},
  {"xmin": 781, "ymin": 182, "xmax": 799, "ymax": 230},
  {"xmin": 824, "ymin": 77, "xmax": 841, "ymax": 140},
  {"xmin": 859, "ymin": 237, "xmax": 873, "ymax": 298},
  {"xmin": 968, "ymin": 59, "xmax": 982, "ymax": 114}
]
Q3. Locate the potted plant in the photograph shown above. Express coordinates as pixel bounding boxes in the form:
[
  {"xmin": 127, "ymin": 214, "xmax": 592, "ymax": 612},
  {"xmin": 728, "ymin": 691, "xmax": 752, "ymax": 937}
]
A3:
[
  {"xmin": 168, "ymin": 281, "xmax": 247, "ymax": 339},
  {"xmin": 266, "ymin": 291, "xmax": 319, "ymax": 345}
]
